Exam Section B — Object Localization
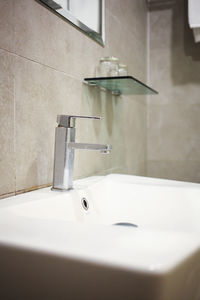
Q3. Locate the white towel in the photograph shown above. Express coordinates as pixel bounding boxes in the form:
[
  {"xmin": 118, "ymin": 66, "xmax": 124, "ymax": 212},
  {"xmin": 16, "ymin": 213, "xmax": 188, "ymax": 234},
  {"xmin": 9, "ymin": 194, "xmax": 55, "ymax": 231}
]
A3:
[{"xmin": 188, "ymin": 0, "xmax": 200, "ymax": 43}]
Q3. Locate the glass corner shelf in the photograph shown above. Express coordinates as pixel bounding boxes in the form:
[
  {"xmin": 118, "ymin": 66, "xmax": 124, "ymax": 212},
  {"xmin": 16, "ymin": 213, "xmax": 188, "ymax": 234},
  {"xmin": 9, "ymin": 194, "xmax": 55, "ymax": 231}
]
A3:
[{"xmin": 84, "ymin": 76, "xmax": 158, "ymax": 95}]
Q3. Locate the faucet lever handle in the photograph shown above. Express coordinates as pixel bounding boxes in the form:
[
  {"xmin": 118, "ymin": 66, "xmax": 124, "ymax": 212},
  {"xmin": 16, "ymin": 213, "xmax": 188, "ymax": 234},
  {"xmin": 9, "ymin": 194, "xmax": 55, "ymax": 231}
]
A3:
[{"xmin": 57, "ymin": 115, "xmax": 102, "ymax": 128}]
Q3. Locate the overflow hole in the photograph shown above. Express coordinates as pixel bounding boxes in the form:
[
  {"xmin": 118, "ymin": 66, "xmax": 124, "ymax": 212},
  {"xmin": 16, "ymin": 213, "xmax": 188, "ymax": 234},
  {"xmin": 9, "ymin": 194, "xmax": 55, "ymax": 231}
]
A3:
[{"xmin": 81, "ymin": 198, "xmax": 89, "ymax": 210}]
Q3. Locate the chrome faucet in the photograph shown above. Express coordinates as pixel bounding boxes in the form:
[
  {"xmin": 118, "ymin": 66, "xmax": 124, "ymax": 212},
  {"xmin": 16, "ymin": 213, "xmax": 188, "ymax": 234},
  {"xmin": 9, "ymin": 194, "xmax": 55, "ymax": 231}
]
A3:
[{"xmin": 52, "ymin": 115, "xmax": 112, "ymax": 191}]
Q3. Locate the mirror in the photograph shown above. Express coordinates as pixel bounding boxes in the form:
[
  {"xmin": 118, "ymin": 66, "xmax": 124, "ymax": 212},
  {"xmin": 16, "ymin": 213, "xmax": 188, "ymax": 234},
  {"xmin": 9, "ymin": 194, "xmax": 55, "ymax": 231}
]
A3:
[{"xmin": 38, "ymin": 0, "xmax": 105, "ymax": 46}]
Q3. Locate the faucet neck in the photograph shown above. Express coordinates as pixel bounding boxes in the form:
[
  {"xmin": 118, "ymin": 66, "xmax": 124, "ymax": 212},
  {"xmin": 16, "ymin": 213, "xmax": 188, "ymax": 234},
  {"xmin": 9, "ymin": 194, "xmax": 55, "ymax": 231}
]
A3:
[{"xmin": 52, "ymin": 126, "xmax": 75, "ymax": 191}]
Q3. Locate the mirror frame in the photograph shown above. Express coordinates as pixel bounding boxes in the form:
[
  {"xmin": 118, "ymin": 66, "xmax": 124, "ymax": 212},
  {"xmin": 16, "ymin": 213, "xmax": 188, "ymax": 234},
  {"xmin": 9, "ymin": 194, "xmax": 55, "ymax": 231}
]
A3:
[{"xmin": 38, "ymin": 0, "xmax": 105, "ymax": 46}]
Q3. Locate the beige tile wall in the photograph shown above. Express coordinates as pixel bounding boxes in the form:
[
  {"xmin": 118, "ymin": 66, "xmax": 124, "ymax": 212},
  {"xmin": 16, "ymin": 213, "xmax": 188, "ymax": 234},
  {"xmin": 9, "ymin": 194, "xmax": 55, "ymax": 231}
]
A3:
[
  {"xmin": 0, "ymin": 0, "xmax": 147, "ymax": 198},
  {"xmin": 147, "ymin": 0, "xmax": 200, "ymax": 183}
]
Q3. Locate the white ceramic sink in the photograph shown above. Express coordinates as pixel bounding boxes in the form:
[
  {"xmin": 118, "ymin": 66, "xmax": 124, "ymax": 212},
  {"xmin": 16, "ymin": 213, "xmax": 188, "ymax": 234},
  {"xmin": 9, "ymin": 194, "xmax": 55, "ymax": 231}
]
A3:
[{"xmin": 0, "ymin": 174, "xmax": 200, "ymax": 300}]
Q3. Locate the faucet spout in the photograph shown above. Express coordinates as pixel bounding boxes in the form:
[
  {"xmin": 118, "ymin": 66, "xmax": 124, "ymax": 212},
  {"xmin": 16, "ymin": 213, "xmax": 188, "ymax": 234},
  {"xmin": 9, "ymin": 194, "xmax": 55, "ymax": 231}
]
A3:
[{"xmin": 68, "ymin": 142, "xmax": 112, "ymax": 153}]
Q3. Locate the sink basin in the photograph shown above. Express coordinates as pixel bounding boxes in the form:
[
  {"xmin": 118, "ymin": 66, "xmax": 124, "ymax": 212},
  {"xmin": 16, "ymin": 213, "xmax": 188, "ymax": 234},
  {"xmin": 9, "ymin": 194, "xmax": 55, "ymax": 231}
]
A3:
[{"xmin": 0, "ymin": 174, "xmax": 200, "ymax": 300}]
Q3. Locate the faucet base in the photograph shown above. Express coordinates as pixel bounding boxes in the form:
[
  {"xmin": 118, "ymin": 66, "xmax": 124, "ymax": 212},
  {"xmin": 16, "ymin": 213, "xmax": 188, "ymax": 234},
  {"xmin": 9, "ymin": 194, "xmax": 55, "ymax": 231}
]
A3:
[{"xmin": 51, "ymin": 187, "xmax": 73, "ymax": 192}]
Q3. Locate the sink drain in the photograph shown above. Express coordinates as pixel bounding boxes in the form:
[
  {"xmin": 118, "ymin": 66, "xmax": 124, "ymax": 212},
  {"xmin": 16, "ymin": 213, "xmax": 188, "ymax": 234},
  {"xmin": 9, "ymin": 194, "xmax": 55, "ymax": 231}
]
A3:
[
  {"xmin": 81, "ymin": 198, "xmax": 89, "ymax": 211},
  {"xmin": 113, "ymin": 222, "xmax": 138, "ymax": 228}
]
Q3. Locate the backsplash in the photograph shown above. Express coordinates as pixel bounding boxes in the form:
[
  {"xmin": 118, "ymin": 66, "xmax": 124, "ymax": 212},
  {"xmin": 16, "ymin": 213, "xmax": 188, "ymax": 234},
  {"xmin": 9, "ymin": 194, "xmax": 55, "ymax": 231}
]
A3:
[{"xmin": 0, "ymin": 0, "xmax": 147, "ymax": 198}]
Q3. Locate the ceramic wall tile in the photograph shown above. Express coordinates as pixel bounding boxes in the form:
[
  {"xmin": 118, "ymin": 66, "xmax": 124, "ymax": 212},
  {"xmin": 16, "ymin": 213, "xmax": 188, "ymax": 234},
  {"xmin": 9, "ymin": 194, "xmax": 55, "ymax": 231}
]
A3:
[
  {"xmin": 147, "ymin": 160, "xmax": 200, "ymax": 183},
  {"xmin": 0, "ymin": 50, "xmax": 15, "ymax": 196},
  {"xmin": 0, "ymin": 0, "xmax": 14, "ymax": 52},
  {"xmin": 148, "ymin": 103, "xmax": 200, "ymax": 161},
  {"xmin": 107, "ymin": 0, "xmax": 147, "ymax": 44},
  {"xmin": 148, "ymin": 0, "xmax": 200, "ymax": 183}
]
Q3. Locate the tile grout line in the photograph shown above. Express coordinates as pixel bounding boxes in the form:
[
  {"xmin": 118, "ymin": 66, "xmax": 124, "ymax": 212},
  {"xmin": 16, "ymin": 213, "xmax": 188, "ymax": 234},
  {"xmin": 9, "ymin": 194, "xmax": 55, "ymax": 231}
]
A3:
[
  {"xmin": 0, "ymin": 46, "xmax": 81, "ymax": 82},
  {"xmin": 13, "ymin": 0, "xmax": 17, "ymax": 195},
  {"xmin": 146, "ymin": 9, "xmax": 150, "ymax": 177},
  {"xmin": 13, "ymin": 61, "xmax": 16, "ymax": 195}
]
